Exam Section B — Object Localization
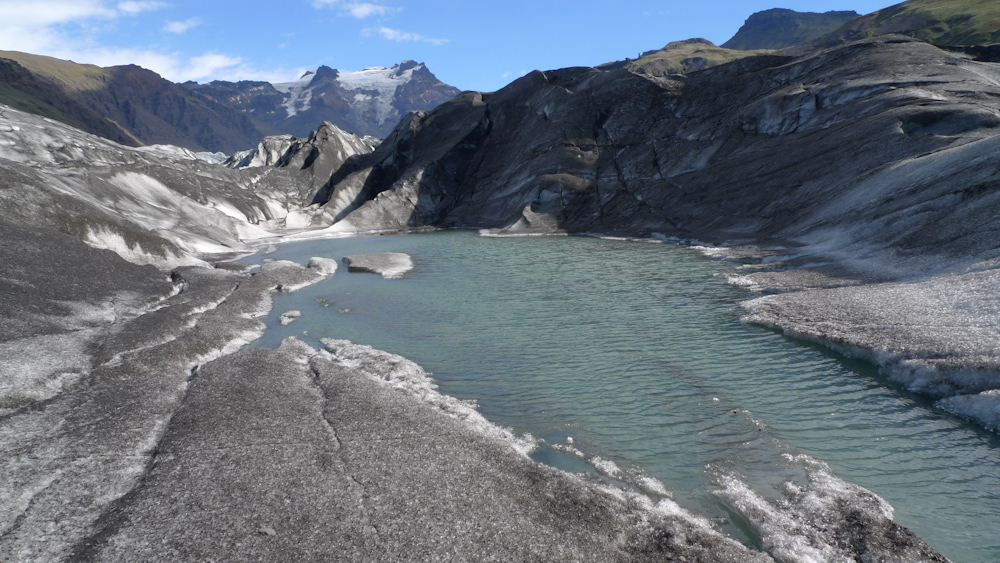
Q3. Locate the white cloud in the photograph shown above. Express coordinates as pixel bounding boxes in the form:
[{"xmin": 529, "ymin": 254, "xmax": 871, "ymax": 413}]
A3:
[
  {"xmin": 366, "ymin": 26, "xmax": 448, "ymax": 46},
  {"xmin": 164, "ymin": 18, "xmax": 202, "ymax": 34},
  {"xmin": 0, "ymin": 1, "xmax": 116, "ymax": 26},
  {"xmin": 0, "ymin": 1, "xmax": 297, "ymax": 85},
  {"xmin": 117, "ymin": 1, "xmax": 167, "ymax": 14},
  {"xmin": 312, "ymin": 0, "xmax": 395, "ymax": 19},
  {"xmin": 345, "ymin": 3, "xmax": 389, "ymax": 18}
]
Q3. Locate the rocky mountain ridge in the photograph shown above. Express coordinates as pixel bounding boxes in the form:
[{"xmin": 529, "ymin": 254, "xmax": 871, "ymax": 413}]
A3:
[
  {"xmin": 722, "ymin": 8, "xmax": 861, "ymax": 50},
  {"xmin": 599, "ymin": 38, "xmax": 771, "ymax": 77},
  {"xmin": 186, "ymin": 60, "xmax": 462, "ymax": 140},
  {"xmin": 787, "ymin": 0, "xmax": 1000, "ymax": 54}
]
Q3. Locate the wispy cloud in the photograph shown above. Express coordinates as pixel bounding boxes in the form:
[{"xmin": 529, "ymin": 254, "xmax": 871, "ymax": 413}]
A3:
[
  {"xmin": 312, "ymin": 0, "xmax": 396, "ymax": 19},
  {"xmin": 80, "ymin": 47, "xmax": 305, "ymax": 83},
  {"xmin": 345, "ymin": 3, "xmax": 390, "ymax": 18},
  {"xmin": 0, "ymin": 1, "xmax": 115, "ymax": 26},
  {"xmin": 117, "ymin": 1, "xmax": 167, "ymax": 14},
  {"xmin": 164, "ymin": 17, "xmax": 201, "ymax": 34},
  {"xmin": 365, "ymin": 26, "xmax": 448, "ymax": 46}
]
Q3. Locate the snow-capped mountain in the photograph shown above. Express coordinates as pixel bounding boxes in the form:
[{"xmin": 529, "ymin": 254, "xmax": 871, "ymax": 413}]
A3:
[{"xmin": 187, "ymin": 60, "xmax": 462, "ymax": 140}]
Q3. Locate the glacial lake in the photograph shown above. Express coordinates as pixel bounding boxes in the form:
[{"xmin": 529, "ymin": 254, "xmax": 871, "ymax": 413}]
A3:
[{"xmin": 248, "ymin": 230, "xmax": 1000, "ymax": 562}]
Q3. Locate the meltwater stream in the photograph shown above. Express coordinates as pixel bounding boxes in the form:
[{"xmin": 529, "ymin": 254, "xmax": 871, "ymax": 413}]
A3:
[{"xmin": 248, "ymin": 231, "xmax": 1000, "ymax": 562}]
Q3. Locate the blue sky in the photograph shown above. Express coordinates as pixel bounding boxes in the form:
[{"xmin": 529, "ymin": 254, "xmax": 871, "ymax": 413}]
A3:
[{"xmin": 1, "ymin": 0, "xmax": 896, "ymax": 92}]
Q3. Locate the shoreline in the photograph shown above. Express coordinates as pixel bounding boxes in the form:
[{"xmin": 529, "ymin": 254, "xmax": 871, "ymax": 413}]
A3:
[{"xmin": 0, "ymin": 227, "xmax": 957, "ymax": 561}]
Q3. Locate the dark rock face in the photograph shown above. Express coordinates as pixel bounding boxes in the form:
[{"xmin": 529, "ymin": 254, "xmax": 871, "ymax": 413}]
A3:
[
  {"xmin": 722, "ymin": 8, "xmax": 860, "ymax": 50},
  {"xmin": 187, "ymin": 61, "xmax": 463, "ymax": 140},
  {"xmin": 82, "ymin": 64, "xmax": 271, "ymax": 153},
  {"xmin": 181, "ymin": 78, "xmax": 288, "ymax": 124}
]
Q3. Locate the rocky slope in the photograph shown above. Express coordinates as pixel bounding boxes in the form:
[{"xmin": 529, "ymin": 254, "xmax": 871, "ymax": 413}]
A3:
[
  {"xmin": 722, "ymin": 8, "xmax": 860, "ymax": 50},
  {"xmin": 311, "ymin": 35, "xmax": 1000, "ymax": 432},
  {"xmin": 186, "ymin": 60, "xmax": 462, "ymax": 139}
]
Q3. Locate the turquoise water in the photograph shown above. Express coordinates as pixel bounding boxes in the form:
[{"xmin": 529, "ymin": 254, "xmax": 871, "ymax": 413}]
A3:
[{"xmin": 249, "ymin": 231, "xmax": 1000, "ymax": 562}]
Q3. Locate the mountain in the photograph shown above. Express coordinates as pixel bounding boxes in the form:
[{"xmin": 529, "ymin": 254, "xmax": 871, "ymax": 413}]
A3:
[
  {"xmin": 0, "ymin": 51, "xmax": 272, "ymax": 153},
  {"xmin": 184, "ymin": 60, "xmax": 463, "ymax": 139},
  {"xmin": 599, "ymin": 38, "xmax": 771, "ymax": 77},
  {"xmin": 810, "ymin": 0, "xmax": 1000, "ymax": 47},
  {"xmin": 0, "ymin": 53, "xmax": 462, "ymax": 153},
  {"xmin": 722, "ymin": 8, "xmax": 860, "ymax": 50}
]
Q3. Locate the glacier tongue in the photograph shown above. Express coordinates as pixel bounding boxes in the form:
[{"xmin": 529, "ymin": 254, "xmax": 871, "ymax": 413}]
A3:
[{"xmin": 273, "ymin": 75, "xmax": 314, "ymax": 119}]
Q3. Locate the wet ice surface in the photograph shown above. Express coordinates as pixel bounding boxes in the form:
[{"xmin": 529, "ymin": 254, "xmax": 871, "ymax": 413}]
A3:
[
  {"xmin": 343, "ymin": 252, "xmax": 414, "ymax": 279},
  {"xmin": 733, "ymin": 256, "xmax": 1000, "ymax": 432},
  {"xmin": 252, "ymin": 231, "xmax": 998, "ymax": 562}
]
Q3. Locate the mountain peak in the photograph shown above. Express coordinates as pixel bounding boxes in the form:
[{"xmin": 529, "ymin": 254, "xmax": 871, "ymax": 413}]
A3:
[
  {"xmin": 312, "ymin": 65, "xmax": 340, "ymax": 82},
  {"xmin": 722, "ymin": 8, "xmax": 860, "ymax": 50}
]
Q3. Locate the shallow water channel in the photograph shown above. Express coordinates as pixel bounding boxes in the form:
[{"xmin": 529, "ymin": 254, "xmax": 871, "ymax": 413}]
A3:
[{"xmin": 248, "ymin": 231, "xmax": 1000, "ymax": 562}]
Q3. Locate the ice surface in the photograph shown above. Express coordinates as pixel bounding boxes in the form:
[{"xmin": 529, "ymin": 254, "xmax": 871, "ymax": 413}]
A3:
[
  {"xmin": 135, "ymin": 144, "xmax": 227, "ymax": 164},
  {"xmin": 336, "ymin": 65, "xmax": 416, "ymax": 125},
  {"xmin": 937, "ymin": 389, "xmax": 1000, "ymax": 432},
  {"xmin": 320, "ymin": 338, "xmax": 537, "ymax": 456},
  {"xmin": 711, "ymin": 454, "xmax": 940, "ymax": 563},
  {"xmin": 0, "ymin": 332, "xmax": 95, "ymax": 412},
  {"xmin": 279, "ymin": 310, "xmax": 302, "ymax": 325},
  {"xmin": 343, "ymin": 252, "xmax": 414, "ymax": 279}
]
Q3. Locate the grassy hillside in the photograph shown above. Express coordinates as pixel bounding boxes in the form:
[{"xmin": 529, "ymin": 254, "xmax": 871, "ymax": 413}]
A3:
[
  {"xmin": 829, "ymin": 0, "xmax": 1000, "ymax": 46},
  {"xmin": 601, "ymin": 39, "xmax": 772, "ymax": 77},
  {"xmin": 0, "ymin": 58, "xmax": 138, "ymax": 145},
  {"xmin": 0, "ymin": 51, "xmax": 107, "ymax": 91}
]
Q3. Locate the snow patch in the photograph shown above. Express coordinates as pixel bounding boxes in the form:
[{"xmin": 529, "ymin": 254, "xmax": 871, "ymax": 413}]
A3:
[
  {"xmin": 273, "ymin": 76, "xmax": 314, "ymax": 119},
  {"xmin": 83, "ymin": 225, "xmax": 206, "ymax": 269}
]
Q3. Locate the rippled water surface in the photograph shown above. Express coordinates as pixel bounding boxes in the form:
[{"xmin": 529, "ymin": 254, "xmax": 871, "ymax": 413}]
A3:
[{"xmin": 249, "ymin": 231, "xmax": 1000, "ymax": 562}]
